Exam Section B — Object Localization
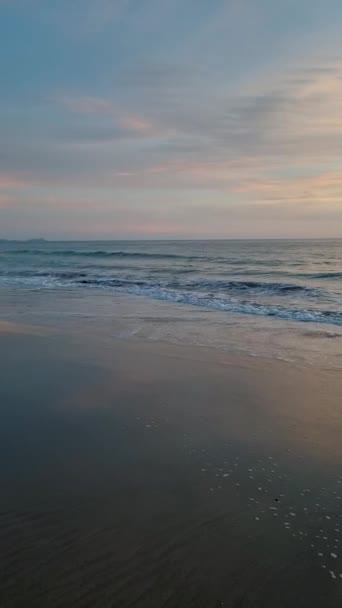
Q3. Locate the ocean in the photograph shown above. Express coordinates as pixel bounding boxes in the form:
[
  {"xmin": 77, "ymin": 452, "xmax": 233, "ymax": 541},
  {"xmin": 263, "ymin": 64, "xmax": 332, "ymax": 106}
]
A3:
[{"xmin": 1, "ymin": 238, "xmax": 342, "ymax": 367}]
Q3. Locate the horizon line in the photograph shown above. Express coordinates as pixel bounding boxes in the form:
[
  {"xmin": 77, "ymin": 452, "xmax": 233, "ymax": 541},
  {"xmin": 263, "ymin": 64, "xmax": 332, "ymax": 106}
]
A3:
[{"xmin": 1, "ymin": 236, "xmax": 341, "ymax": 242}]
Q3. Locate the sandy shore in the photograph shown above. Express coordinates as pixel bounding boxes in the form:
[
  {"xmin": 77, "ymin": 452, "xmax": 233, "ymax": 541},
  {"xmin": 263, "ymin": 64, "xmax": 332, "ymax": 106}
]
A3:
[{"xmin": 1, "ymin": 320, "xmax": 342, "ymax": 607}]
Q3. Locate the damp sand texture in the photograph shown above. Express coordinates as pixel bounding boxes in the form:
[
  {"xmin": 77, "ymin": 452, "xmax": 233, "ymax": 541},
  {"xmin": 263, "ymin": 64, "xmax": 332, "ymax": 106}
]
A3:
[{"xmin": 1, "ymin": 326, "xmax": 342, "ymax": 607}]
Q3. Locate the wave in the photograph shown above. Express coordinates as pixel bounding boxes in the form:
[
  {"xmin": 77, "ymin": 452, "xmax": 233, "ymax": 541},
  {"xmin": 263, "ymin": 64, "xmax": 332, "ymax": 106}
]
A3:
[
  {"xmin": 213, "ymin": 269, "xmax": 341, "ymax": 279},
  {"xmin": 1, "ymin": 272, "xmax": 340, "ymax": 325},
  {"xmin": 78, "ymin": 280, "xmax": 342, "ymax": 325},
  {"xmin": 2, "ymin": 272, "xmax": 320, "ymax": 297},
  {"xmin": 0, "ymin": 248, "xmax": 306, "ymax": 267},
  {"xmin": 308, "ymin": 272, "xmax": 342, "ymax": 279},
  {"xmin": 174, "ymin": 278, "xmax": 321, "ymax": 296},
  {"xmin": 1, "ymin": 249, "xmax": 194, "ymax": 260},
  {"xmin": 0, "ymin": 270, "xmax": 89, "ymax": 279}
]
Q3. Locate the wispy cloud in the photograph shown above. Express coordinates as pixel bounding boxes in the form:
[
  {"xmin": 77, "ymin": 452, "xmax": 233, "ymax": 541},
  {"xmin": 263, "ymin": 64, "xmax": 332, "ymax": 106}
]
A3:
[
  {"xmin": 57, "ymin": 96, "xmax": 114, "ymax": 114},
  {"xmin": 55, "ymin": 94, "xmax": 164, "ymax": 141},
  {"xmin": 2, "ymin": 0, "xmax": 342, "ymax": 236},
  {"xmin": 0, "ymin": 194, "xmax": 13, "ymax": 209},
  {"xmin": 0, "ymin": 172, "xmax": 33, "ymax": 209},
  {"xmin": 0, "ymin": 173, "xmax": 32, "ymax": 189}
]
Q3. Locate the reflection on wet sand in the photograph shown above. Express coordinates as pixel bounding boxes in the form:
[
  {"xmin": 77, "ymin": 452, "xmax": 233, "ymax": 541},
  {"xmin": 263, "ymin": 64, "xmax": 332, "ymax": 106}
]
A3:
[
  {"xmin": 0, "ymin": 319, "xmax": 49, "ymax": 335},
  {"xmin": 1, "ymin": 331, "xmax": 342, "ymax": 607}
]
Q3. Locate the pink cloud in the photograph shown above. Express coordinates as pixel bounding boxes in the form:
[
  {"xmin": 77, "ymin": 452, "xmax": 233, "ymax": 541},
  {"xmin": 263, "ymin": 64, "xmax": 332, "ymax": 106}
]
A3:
[
  {"xmin": 236, "ymin": 170, "xmax": 342, "ymax": 204},
  {"xmin": 0, "ymin": 173, "xmax": 33, "ymax": 208},
  {"xmin": 119, "ymin": 115, "xmax": 153, "ymax": 132},
  {"xmin": 117, "ymin": 222, "xmax": 189, "ymax": 236},
  {"xmin": 118, "ymin": 113, "xmax": 165, "ymax": 137},
  {"xmin": 0, "ymin": 194, "xmax": 14, "ymax": 208},
  {"xmin": 56, "ymin": 95, "xmax": 165, "ymax": 137},
  {"xmin": 0, "ymin": 173, "xmax": 32, "ymax": 189}
]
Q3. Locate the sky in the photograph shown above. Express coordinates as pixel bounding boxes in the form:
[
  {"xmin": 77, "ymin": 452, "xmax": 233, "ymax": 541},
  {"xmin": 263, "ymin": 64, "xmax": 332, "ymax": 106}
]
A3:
[{"xmin": 1, "ymin": 0, "xmax": 342, "ymax": 239}]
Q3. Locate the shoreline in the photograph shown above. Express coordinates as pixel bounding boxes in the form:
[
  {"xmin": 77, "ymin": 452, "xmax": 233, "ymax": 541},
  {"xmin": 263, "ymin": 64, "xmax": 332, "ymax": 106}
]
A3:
[{"xmin": 0, "ymin": 286, "xmax": 342, "ymax": 371}]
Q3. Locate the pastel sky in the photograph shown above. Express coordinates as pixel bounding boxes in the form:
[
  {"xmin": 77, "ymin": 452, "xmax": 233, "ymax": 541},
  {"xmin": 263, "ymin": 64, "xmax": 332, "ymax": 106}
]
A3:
[{"xmin": 1, "ymin": 0, "xmax": 342, "ymax": 239}]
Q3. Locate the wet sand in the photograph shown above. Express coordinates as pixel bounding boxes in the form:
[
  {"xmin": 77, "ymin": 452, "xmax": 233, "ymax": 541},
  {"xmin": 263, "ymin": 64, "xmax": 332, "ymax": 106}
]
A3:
[{"xmin": 1, "ymin": 321, "xmax": 342, "ymax": 607}]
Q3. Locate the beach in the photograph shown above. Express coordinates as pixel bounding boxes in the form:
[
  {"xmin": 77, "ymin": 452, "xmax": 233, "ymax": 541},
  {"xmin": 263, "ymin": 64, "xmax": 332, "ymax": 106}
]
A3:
[
  {"xmin": 1, "ymin": 292, "xmax": 342, "ymax": 607},
  {"xmin": 3, "ymin": 0, "xmax": 342, "ymax": 602}
]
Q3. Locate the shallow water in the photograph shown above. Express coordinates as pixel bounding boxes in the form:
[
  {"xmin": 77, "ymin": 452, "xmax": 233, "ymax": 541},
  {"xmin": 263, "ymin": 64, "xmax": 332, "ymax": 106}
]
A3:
[{"xmin": 1, "ymin": 285, "xmax": 342, "ymax": 370}]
